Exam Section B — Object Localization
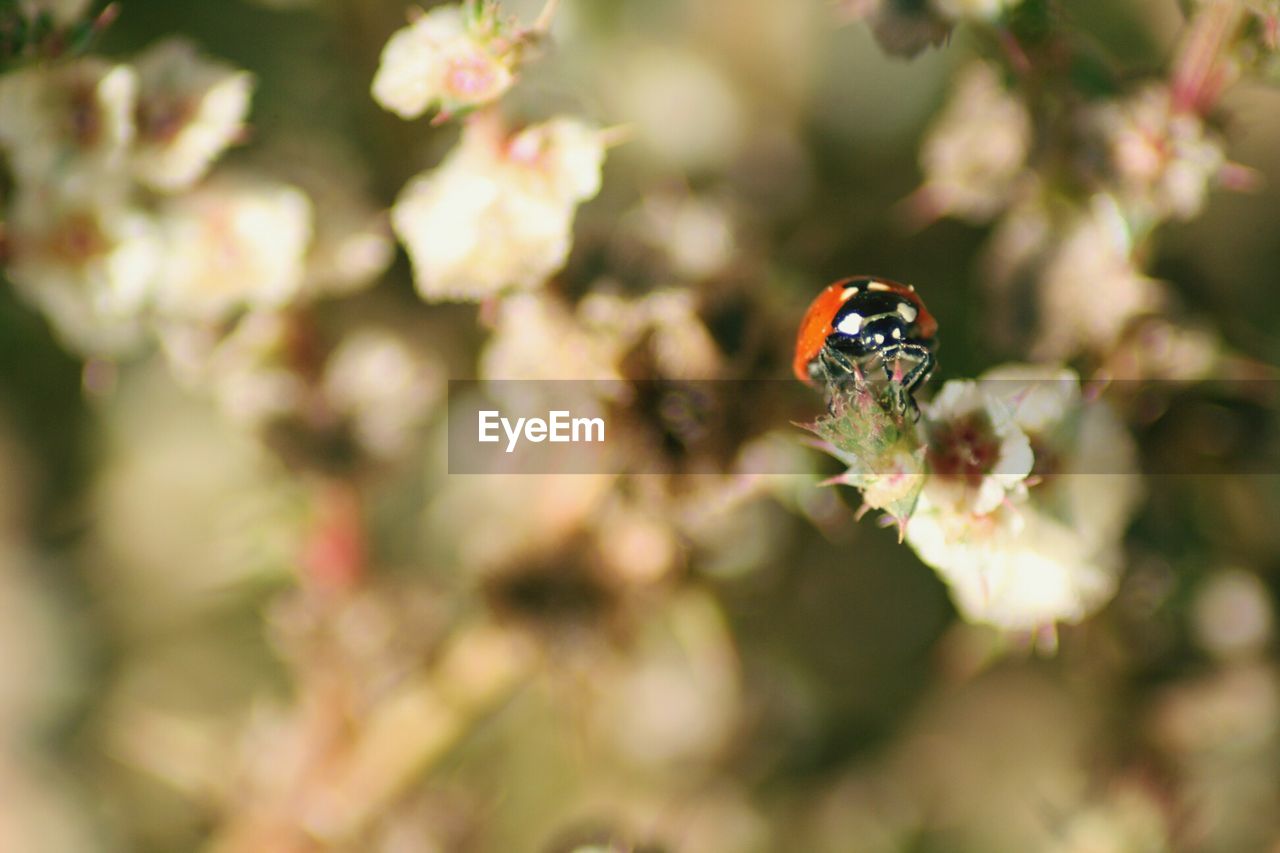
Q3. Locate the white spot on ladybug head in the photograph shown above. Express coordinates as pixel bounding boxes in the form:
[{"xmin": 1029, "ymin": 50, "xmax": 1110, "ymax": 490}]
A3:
[
  {"xmin": 896, "ymin": 302, "xmax": 918, "ymax": 323},
  {"xmin": 874, "ymin": 332, "xmax": 885, "ymax": 344},
  {"xmin": 840, "ymin": 285, "xmax": 861, "ymax": 301},
  {"xmin": 892, "ymin": 327, "xmax": 902, "ymax": 339},
  {"xmin": 836, "ymin": 312, "xmax": 863, "ymax": 335},
  {"xmin": 867, "ymin": 281, "xmax": 891, "ymax": 292}
]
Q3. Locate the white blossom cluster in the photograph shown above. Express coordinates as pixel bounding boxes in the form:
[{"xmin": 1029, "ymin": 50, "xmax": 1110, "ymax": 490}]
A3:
[
  {"xmin": 393, "ymin": 115, "xmax": 605, "ymax": 301},
  {"xmin": 371, "ymin": 1, "xmax": 521, "ymax": 122},
  {"xmin": 0, "ymin": 38, "xmax": 307, "ymax": 353},
  {"xmin": 373, "ymin": 1, "xmax": 607, "ymax": 303},
  {"xmin": 917, "ymin": 60, "xmax": 1232, "ymax": 363},
  {"xmin": 906, "ymin": 366, "xmax": 1142, "ymax": 640},
  {"xmin": 817, "ymin": 365, "xmax": 1141, "ymax": 641}
]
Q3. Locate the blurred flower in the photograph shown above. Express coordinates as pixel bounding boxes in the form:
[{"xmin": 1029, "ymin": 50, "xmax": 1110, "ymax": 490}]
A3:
[
  {"xmin": 322, "ymin": 328, "xmax": 444, "ymax": 460},
  {"xmin": 0, "ymin": 56, "xmax": 136, "ymax": 182},
  {"xmin": 90, "ymin": 364, "xmax": 304, "ymax": 623},
  {"xmin": 932, "ymin": 0, "xmax": 1024, "ymax": 20},
  {"xmin": 371, "ymin": 2, "xmax": 520, "ymax": 121},
  {"xmin": 595, "ymin": 592, "xmax": 739, "ymax": 769},
  {"xmin": 393, "ymin": 116, "xmax": 605, "ymax": 301},
  {"xmin": 1088, "ymin": 83, "xmax": 1225, "ymax": 223},
  {"xmin": 1100, "ymin": 317, "xmax": 1223, "ymax": 381},
  {"xmin": 837, "ymin": 0, "xmax": 952, "ymax": 58},
  {"xmin": 607, "ymin": 46, "xmax": 746, "ymax": 171},
  {"xmin": 1043, "ymin": 782, "xmax": 1171, "ymax": 852},
  {"xmin": 918, "ymin": 62, "xmax": 1032, "ymax": 223},
  {"xmin": 258, "ymin": 137, "xmax": 394, "ymax": 297},
  {"xmin": 1148, "ymin": 662, "xmax": 1280, "ymax": 851},
  {"xmin": 887, "ymin": 669, "xmax": 1104, "ymax": 849},
  {"xmin": 130, "ymin": 38, "xmax": 254, "ymax": 192},
  {"xmin": 481, "ymin": 292, "xmax": 624, "ymax": 382},
  {"xmin": 1034, "ymin": 196, "xmax": 1165, "ymax": 359},
  {"xmin": 634, "ymin": 193, "xmax": 736, "ymax": 280},
  {"xmin": 631, "ymin": 288, "xmax": 724, "ymax": 380},
  {"xmin": 1192, "ymin": 569, "xmax": 1274, "ymax": 659},
  {"xmin": 16, "ymin": 0, "xmax": 94, "ymax": 23},
  {"xmin": 269, "ymin": 579, "xmax": 450, "ymax": 708},
  {"xmin": 5, "ymin": 180, "xmax": 158, "ymax": 353},
  {"xmin": 158, "ymin": 311, "xmax": 306, "ymax": 429},
  {"xmin": 153, "ymin": 174, "xmax": 313, "ymax": 320}
]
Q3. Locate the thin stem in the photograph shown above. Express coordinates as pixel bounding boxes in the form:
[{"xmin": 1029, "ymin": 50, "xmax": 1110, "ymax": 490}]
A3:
[
  {"xmin": 533, "ymin": 0, "xmax": 561, "ymax": 34},
  {"xmin": 1171, "ymin": 0, "xmax": 1246, "ymax": 115}
]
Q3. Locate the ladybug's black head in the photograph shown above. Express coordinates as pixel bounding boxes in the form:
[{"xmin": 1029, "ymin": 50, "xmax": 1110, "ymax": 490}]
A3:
[{"xmin": 825, "ymin": 290, "xmax": 923, "ymax": 358}]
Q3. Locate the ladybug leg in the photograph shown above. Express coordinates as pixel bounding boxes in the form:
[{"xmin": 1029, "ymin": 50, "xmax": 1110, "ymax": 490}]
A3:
[
  {"xmin": 898, "ymin": 345, "xmax": 935, "ymax": 397},
  {"xmin": 880, "ymin": 345, "xmax": 934, "ymax": 420},
  {"xmin": 818, "ymin": 345, "xmax": 862, "ymax": 385}
]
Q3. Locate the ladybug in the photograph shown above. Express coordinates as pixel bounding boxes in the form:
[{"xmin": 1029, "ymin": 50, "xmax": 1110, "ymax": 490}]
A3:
[{"xmin": 793, "ymin": 276, "xmax": 938, "ymax": 408}]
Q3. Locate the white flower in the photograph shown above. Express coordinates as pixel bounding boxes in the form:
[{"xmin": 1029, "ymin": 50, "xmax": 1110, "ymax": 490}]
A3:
[
  {"xmin": 906, "ymin": 365, "xmax": 1141, "ymax": 635},
  {"xmin": 981, "ymin": 363, "xmax": 1142, "ymax": 551},
  {"xmin": 921, "ymin": 379, "xmax": 1034, "ymax": 516},
  {"xmin": 371, "ymin": 3, "xmax": 518, "ymax": 121},
  {"xmin": 919, "ymin": 62, "xmax": 1032, "ymax": 222},
  {"xmin": 131, "ymin": 38, "xmax": 255, "ymax": 192},
  {"xmin": 153, "ymin": 175, "xmax": 313, "ymax": 320},
  {"xmin": 907, "ymin": 499, "xmax": 1120, "ymax": 633},
  {"xmin": 392, "ymin": 116, "xmax": 605, "ymax": 301},
  {"xmin": 0, "ymin": 58, "xmax": 136, "ymax": 184},
  {"xmin": 322, "ymin": 329, "xmax": 443, "ymax": 459},
  {"xmin": 5, "ymin": 181, "xmax": 159, "ymax": 353},
  {"xmin": 1034, "ymin": 196, "xmax": 1165, "ymax": 359}
]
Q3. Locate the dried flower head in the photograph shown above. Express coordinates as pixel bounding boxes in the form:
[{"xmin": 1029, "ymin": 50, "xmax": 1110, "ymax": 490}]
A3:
[
  {"xmin": 393, "ymin": 116, "xmax": 605, "ymax": 301},
  {"xmin": 371, "ymin": 2, "xmax": 521, "ymax": 121},
  {"xmin": 130, "ymin": 37, "xmax": 255, "ymax": 192}
]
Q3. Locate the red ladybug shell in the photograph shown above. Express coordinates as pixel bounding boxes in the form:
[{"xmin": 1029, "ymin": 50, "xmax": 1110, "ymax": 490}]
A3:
[{"xmin": 792, "ymin": 277, "xmax": 936, "ymax": 383}]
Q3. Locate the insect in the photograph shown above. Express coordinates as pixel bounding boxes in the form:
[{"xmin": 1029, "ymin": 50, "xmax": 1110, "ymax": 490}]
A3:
[{"xmin": 793, "ymin": 276, "xmax": 938, "ymax": 412}]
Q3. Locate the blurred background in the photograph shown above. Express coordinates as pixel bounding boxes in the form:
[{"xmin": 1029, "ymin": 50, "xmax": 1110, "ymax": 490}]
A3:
[{"xmin": 2, "ymin": 0, "xmax": 1280, "ymax": 850}]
